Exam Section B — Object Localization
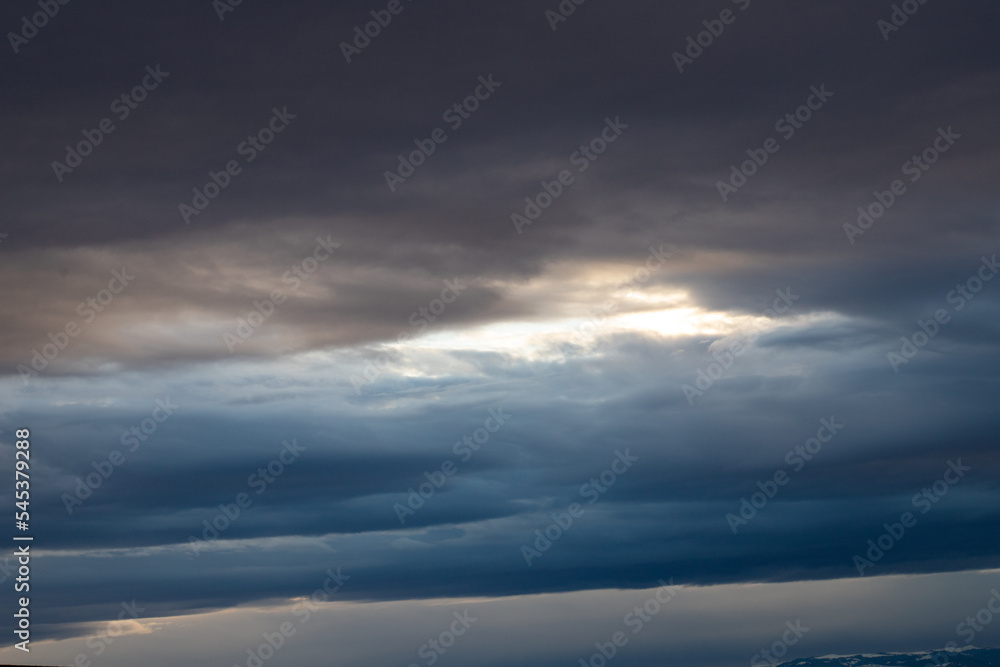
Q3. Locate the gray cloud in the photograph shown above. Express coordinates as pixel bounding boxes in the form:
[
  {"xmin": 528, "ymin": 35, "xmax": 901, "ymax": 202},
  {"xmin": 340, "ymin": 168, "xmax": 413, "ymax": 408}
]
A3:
[{"xmin": 1, "ymin": 0, "xmax": 999, "ymax": 662}]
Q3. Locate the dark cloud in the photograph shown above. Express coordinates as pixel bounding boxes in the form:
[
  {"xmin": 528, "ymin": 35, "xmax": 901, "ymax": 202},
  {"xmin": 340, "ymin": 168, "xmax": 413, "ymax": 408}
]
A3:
[{"xmin": 1, "ymin": 0, "xmax": 999, "ymax": 662}]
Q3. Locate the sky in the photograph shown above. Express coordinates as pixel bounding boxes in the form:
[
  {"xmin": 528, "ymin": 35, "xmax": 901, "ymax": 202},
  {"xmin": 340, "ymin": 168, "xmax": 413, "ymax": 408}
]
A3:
[{"xmin": 1, "ymin": 1, "xmax": 999, "ymax": 666}]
